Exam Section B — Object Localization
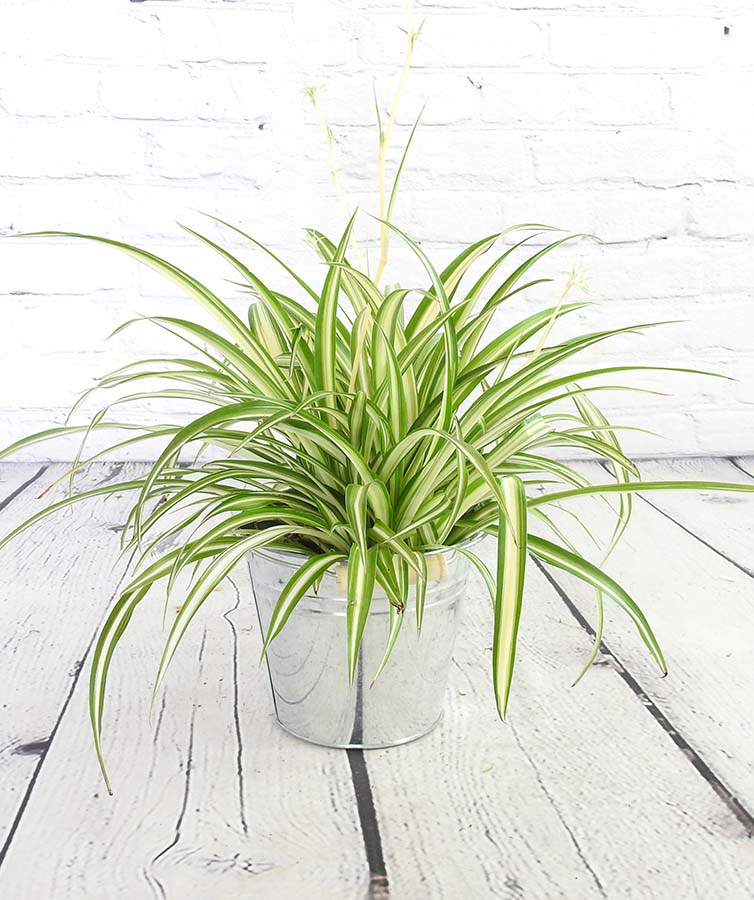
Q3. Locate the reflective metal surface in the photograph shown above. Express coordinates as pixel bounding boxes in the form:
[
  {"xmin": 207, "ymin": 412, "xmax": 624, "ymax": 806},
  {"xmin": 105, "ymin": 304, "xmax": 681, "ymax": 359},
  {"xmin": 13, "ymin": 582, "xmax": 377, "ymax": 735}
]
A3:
[{"xmin": 248, "ymin": 546, "xmax": 473, "ymax": 749}]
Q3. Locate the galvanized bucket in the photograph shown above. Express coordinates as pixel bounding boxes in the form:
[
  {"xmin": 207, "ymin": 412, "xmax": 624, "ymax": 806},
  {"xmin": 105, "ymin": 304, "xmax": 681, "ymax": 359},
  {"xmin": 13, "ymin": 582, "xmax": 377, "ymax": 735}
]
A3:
[{"xmin": 248, "ymin": 543, "xmax": 475, "ymax": 749}]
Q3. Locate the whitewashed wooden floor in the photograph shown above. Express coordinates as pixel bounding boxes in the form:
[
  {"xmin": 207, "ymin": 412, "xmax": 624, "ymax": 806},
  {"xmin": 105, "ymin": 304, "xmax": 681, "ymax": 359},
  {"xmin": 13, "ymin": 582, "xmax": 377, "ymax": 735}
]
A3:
[{"xmin": 0, "ymin": 458, "xmax": 753, "ymax": 899}]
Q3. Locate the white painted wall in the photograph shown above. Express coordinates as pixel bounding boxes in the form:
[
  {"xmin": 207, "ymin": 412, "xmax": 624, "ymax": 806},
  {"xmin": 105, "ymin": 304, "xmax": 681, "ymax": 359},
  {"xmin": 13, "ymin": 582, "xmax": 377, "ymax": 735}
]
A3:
[{"xmin": 1, "ymin": 0, "xmax": 753, "ymax": 459}]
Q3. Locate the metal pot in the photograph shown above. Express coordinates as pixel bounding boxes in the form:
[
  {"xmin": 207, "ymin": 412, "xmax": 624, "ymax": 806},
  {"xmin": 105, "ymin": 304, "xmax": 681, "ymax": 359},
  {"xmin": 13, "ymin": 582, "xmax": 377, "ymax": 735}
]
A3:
[{"xmin": 247, "ymin": 542, "xmax": 476, "ymax": 749}]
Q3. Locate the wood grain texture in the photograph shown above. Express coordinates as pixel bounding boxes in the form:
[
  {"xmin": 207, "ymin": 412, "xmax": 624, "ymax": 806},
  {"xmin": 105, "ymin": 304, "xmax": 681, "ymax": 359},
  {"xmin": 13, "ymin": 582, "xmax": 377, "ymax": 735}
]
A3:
[
  {"xmin": 0, "ymin": 462, "xmax": 140, "ymax": 855},
  {"xmin": 1, "ymin": 459, "xmax": 754, "ymax": 899},
  {"xmin": 536, "ymin": 459, "xmax": 754, "ymax": 827},
  {"xmin": 366, "ymin": 540, "xmax": 754, "ymax": 899},
  {"xmin": 632, "ymin": 457, "xmax": 754, "ymax": 576},
  {"xmin": 0, "ymin": 477, "xmax": 367, "ymax": 899}
]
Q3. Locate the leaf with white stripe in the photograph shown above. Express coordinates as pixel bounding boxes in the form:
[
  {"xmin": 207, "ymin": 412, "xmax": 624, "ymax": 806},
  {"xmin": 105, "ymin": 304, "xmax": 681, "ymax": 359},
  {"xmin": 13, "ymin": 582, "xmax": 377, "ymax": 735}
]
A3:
[
  {"xmin": 261, "ymin": 551, "xmax": 346, "ymax": 657},
  {"xmin": 492, "ymin": 475, "xmax": 528, "ymax": 719},
  {"xmin": 346, "ymin": 544, "xmax": 379, "ymax": 684}
]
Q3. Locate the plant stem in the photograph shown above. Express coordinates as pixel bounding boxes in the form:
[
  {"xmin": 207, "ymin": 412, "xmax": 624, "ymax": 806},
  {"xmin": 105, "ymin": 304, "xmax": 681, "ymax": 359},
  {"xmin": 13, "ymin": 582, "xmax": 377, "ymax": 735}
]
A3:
[
  {"xmin": 305, "ymin": 86, "xmax": 367, "ymax": 271},
  {"xmin": 528, "ymin": 264, "xmax": 589, "ymax": 364},
  {"xmin": 374, "ymin": 4, "xmax": 419, "ymax": 288}
]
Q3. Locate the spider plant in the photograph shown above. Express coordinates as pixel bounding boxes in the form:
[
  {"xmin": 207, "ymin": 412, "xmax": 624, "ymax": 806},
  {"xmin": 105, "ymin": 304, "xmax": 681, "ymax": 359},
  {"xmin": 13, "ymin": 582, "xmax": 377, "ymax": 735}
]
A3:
[
  {"xmin": 3, "ymin": 216, "xmax": 753, "ymax": 791},
  {"xmin": 2, "ymin": 20, "xmax": 753, "ymax": 791}
]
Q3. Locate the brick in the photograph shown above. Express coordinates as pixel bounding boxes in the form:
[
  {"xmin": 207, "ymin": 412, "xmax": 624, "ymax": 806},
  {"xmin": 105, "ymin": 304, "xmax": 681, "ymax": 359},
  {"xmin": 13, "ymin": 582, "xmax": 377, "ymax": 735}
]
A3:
[
  {"xmin": 145, "ymin": 123, "xmax": 279, "ymax": 183},
  {"xmin": 734, "ymin": 357, "xmax": 754, "ymax": 406},
  {"xmin": 601, "ymin": 410, "xmax": 699, "ymax": 457},
  {"xmin": 287, "ymin": 0, "xmax": 358, "ymax": 73},
  {"xmin": 115, "ymin": 184, "xmax": 231, "ymax": 242},
  {"xmin": 564, "ymin": 295, "xmax": 754, "ymax": 357},
  {"xmin": 499, "ymin": 186, "xmax": 685, "ymax": 243},
  {"xmin": 531, "ymin": 130, "xmax": 727, "ymax": 187},
  {"xmin": 0, "ymin": 6, "xmax": 162, "ymax": 62},
  {"xmin": 688, "ymin": 184, "xmax": 754, "ymax": 239},
  {"xmin": 0, "ymin": 240, "xmax": 138, "ymax": 296},
  {"xmin": 158, "ymin": 7, "xmax": 287, "ymax": 64},
  {"xmin": 692, "ymin": 408, "xmax": 754, "ymax": 455},
  {"xmin": 193, "ymin": 66, "xmax": 276, "ymax": 123},
  {"xmin": 0, "ymin": 62, "xmax": 100, "ymax": 117},
  {"xmin": 576, "ymin": 240, "xmax": 754, "ymax": 300},
  {"xmin": 481, "ymin": 73, "xmax": 671, "ymax": 128},
  {"xmin": 3, "ymin": 296, "xmax": 127, "ymax": 355},
  {"xmin": 100, "ymin": 65, "xmax": 196, "ymax": 121},
  {"xmin": 0, "ymin": 180, "xmax": 123, "ymax": 235},
  {"xmin": 1, "ymin": 120, "xmax": 148, "ymax": 177},
  {"xmin": 548, "ymin": 16, "xmax": 730, "ymax": 70},
  {"xmin": 669, "ymin": 72, "xmax": 754, "ymax": 134},
  {"xmin": 157, "ymin": 8, "xmax": 219, "ymax": 63},
  {"xmin": 213, "ymin": 9, "xmax": 288, "ymax": 64},
  {"xmin": 396, "ymin": 190, "xmax": 507, "ymax": 243},
  {"xmin": 0, "ymin": 353, "xmax": 127, "ymax": 409}
]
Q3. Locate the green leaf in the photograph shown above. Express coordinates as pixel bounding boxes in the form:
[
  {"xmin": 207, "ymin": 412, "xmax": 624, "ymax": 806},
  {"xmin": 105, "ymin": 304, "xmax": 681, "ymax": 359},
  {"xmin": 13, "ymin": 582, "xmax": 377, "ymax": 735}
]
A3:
[
  {"xmin": 155, "ymin": 526, "xmax": 302, "ymax": 697},
  {"xmin": 346, "ymin": 482, "xmax": 370, "ymax": 556},
  {"xmin": 371, "ymin": 602, "xmax": 404, "ymax": 685},
  {"xmin": 375, "ymin": 218, "xmax": 458, "ymax": 432},
  {"xmin": 346, "ymin": 544, "xmax": 379, "ymax": 684},
  {"xmin": 492, "ymin": 476, "xmax": 528, "ymax": 719},
  {"xmin": 89, "ymin": 537, "xmax": 236, "ymax": 790},
  {"xmin": 261, "ymin": 551, "xmax": 346, "ymax": 657},
  {"xmin": 529, "ymin": 479, "xmax": 754, "ymax": 508},
  {"xmin": 529, "ymin": 534, "xmax": 666, "ymax": 673},
  {"xmin": 315, "ymin": 212, "xmax": 358, "ymax": 400}
]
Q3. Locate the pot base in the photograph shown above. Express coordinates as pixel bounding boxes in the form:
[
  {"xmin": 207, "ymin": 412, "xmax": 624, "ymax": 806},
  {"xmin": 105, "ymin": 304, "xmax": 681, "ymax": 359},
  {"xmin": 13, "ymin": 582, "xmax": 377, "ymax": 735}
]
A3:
[{"xmin": 273, "ymin": 713, "xmax": 443, "ymax": 751}]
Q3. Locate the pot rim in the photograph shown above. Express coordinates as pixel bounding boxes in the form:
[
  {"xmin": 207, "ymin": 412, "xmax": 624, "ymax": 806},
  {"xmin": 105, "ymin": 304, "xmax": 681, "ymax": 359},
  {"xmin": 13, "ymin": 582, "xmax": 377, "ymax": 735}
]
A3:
[{"xmin": 252, "ymin": 530, "xmax": 486, "ymax": 569}]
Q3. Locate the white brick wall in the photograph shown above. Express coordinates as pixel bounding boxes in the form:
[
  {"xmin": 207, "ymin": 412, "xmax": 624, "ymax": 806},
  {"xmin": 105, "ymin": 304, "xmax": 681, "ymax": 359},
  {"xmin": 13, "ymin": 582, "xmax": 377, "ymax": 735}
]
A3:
[{"xmin": 1, "ymin": 0, "xmax": 753, "ymax": 459}]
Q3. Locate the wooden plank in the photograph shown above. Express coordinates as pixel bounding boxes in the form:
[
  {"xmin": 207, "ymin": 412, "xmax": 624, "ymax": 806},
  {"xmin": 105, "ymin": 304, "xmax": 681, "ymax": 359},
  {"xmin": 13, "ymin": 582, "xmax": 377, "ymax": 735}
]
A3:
[
  {"xmin": 629, "ymin": 457, "xmax": 754, "ymax": 576},
  {"xmin": 366, "ymin": 540, "xmax": 754, "ymax": 899},
  {"xmin": 534, "ymin": 460, "xmax": 754, "ymax": 816},
  {"xmin": 0, "ymin": 462, "xmax": 144, "ymax": 856},
  {"xmin": 0, "ymin": 506, "xmax": 367, "ymax": 897},
  {"xmin": 731, "ymin": 456, "xmax": 754, "ymax": 480}
]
